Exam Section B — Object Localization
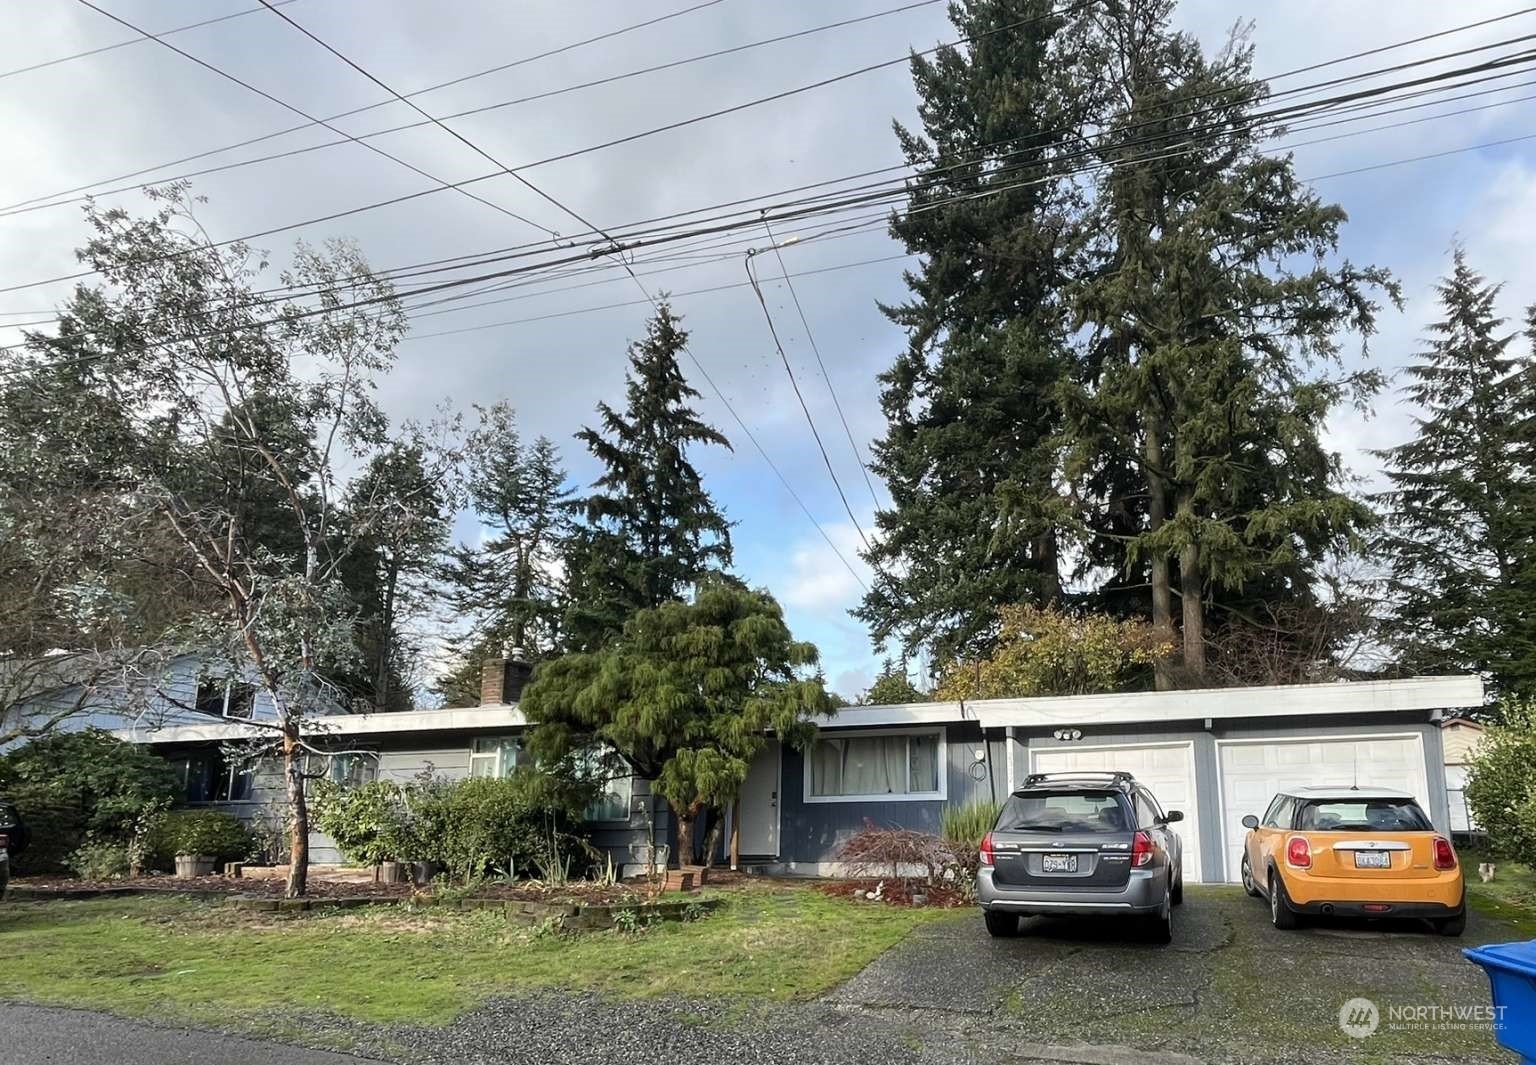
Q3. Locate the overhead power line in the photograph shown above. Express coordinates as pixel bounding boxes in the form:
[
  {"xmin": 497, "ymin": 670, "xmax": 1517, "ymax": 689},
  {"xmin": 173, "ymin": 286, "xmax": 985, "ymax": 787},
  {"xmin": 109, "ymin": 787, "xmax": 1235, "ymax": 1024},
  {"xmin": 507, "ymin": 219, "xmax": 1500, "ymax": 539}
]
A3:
[
  {"xmin": 72, "ymin": 0, "xmax": 559, "ymax": 236},
  {"xmin": 0, "ymin": 0, "xmax": 935, "ymax": 218},
  {"xmin": 0, "ymin": 0, "xmax": 302, "ymax": 82}
]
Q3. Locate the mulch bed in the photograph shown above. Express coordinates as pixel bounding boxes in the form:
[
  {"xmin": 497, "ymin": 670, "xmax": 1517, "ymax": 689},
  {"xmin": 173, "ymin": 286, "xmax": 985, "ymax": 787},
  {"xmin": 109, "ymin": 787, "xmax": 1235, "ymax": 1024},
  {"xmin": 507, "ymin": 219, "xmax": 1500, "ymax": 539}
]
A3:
[{"xmin": 816, "ymin": 878, "xmax": 971, "ymax": 908}]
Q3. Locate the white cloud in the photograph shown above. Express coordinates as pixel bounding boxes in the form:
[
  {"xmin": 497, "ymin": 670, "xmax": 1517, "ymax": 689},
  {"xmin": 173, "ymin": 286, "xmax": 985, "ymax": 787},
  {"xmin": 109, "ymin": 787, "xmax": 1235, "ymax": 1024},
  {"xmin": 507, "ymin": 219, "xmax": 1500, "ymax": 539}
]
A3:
[{"xmin": 777, "ymin": 520, "xmax": 872, "ymax": 613}]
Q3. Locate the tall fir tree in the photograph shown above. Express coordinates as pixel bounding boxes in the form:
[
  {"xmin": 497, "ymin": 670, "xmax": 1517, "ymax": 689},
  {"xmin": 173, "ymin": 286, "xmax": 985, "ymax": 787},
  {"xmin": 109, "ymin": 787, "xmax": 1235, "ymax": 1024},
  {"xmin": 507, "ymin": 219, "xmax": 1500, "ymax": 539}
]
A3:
[
  {"xmin": 1068, "ymin": 0, "xmax": 1396, "ymax": 686},
  {"xmin": 563, "ymin": 303, "xmax": 733, "ymax": 650},
  {"xmin": 857, "ymin": 0, "xmax": 1092, "ymax": 663},
  {"xmin": 438, "ymin": 401, "xmax": 573, "ymax": 705},
  {"xmin": 1374, "ymin": 252, "xmax": 1536, "ymax": 700}
]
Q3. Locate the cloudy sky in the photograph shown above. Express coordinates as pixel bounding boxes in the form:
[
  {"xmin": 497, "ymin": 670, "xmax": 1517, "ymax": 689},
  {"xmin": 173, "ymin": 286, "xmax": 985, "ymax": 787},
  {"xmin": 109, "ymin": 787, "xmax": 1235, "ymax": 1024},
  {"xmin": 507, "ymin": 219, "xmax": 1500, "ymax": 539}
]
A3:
[{"xmin": 2, "ymin": 0, "xmax": 1534, "ymax": 698}]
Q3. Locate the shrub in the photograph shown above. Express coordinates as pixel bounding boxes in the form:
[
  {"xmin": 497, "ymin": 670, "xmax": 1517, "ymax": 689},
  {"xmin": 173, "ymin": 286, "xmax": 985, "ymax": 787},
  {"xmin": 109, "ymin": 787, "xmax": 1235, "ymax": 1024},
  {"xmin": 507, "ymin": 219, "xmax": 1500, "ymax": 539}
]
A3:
[
  {"xmin": 66, "ymin": 836, "xmax": 131, "ymax": 880},
  {"xmin": 0, "ymin": 729, "xmax": 181, "ymax": 874},
  {"xmin": 310, "ymin": 779, "xmax": 409, "ymax": 866},
  {"xmin": 836, "ymin": 821, "xmax": 963, "ymax": 887},
  {"xmin": 941, "ymin": 799, "xmax": 1003, "ymax": 883},
  {"xmin": 420, "ymin": 769, "xmax": 595, "ymax": 883},
  {"xmin": 151, "ymin": 809, "xmax": 255, "ymax": 865},
  {"xmin": 1465, "ymin": 704, "xmax": 1536, "ymax": 866}
]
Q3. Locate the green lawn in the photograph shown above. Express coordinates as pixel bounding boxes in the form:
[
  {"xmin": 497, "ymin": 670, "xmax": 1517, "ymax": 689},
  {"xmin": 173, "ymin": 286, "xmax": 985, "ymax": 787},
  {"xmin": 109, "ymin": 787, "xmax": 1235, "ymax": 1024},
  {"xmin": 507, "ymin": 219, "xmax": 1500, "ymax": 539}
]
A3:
[
  {"xmin": 1465, "ymin": 858, "xmax": 1536, "ymax": 937},
  {"xmin": 0, "ymin": 885, "xmax": 950, "ymax": 1029}
]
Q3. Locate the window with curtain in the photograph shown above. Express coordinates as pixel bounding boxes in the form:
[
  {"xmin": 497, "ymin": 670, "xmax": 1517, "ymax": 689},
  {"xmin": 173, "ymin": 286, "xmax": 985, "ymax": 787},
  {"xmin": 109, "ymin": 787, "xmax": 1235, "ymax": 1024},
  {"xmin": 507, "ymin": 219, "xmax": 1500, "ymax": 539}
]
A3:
[
  {"xmin": 469, "ymin": 736, "xmax": 523, "ymax": 778},
  {"xmin": 808, "ymin": 731, "xmax": 943, "ymax": 800}
]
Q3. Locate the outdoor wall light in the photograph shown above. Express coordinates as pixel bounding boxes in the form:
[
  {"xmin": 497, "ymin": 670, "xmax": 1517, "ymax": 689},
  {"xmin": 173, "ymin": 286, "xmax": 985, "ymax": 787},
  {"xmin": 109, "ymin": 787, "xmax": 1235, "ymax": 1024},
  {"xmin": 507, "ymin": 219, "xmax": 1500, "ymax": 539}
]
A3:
[{"xmin": 1052, "ymin": 728, "xmax": 1084, "ymax": 742}]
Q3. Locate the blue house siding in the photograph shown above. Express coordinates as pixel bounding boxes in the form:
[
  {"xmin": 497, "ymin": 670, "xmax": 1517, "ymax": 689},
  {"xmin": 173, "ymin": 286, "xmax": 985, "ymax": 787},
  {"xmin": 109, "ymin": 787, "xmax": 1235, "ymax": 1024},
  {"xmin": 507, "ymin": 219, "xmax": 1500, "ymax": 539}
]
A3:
[{"xmin": 776, "ymin": 722, "xmax": 1008, "ymax": 866}]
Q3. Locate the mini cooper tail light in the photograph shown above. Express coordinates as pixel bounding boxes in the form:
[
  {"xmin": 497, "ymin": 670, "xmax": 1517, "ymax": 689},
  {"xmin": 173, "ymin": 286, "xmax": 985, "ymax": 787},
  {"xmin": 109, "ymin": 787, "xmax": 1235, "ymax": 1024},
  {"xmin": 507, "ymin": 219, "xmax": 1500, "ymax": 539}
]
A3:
[
  {"xmin": 1131, "ymin": 830, "xmax": 1154, "ymax": 867},
  {"xmin": 1286, "ymin": 836, "xmax": 1312, "ymax": 868},
  {"xmin": 1433, "ymin": 836, "xmax": 1457, "ymax": 870},
  {"xmin": 979, "ymin": 832, "xmax": 996, "ymax": 867}
]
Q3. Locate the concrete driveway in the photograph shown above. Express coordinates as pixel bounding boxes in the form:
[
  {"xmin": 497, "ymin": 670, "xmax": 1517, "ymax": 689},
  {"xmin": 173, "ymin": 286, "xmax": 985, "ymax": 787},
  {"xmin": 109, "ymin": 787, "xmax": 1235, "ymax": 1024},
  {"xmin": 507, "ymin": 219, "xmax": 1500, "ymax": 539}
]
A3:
[{"xmin": 829, "ymin": 886, "xmax": 1514, "ymax": 1064}]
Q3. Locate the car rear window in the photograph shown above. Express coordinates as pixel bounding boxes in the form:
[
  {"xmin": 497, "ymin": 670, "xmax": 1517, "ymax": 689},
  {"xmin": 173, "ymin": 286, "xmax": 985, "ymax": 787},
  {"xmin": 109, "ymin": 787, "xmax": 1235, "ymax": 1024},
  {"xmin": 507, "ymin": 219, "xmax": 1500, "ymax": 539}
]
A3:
[
  {"xmin": 996, "ymin": 790, "xmax": 1129, "ymax": 833},
  {"xmin": 1295, "ymin": 798, "xmax": 1431, "ymax": 832}
]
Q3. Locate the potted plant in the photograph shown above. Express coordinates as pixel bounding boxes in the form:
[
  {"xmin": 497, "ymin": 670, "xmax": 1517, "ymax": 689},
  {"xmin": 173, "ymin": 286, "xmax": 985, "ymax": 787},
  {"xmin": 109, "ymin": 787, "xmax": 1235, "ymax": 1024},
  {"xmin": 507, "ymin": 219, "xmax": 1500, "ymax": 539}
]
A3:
[{"xmin": 163, "ymin": 810, "xmax": 252, "ymax": 878}]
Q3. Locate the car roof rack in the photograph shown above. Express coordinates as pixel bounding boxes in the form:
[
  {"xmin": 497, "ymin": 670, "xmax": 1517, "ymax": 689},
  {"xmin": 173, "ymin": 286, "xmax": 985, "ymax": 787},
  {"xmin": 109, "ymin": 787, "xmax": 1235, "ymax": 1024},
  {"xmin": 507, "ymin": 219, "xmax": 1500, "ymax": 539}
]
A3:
[{"xmin": 1019, "ymin": 771, "xmax": 1137, "ymax": 788}]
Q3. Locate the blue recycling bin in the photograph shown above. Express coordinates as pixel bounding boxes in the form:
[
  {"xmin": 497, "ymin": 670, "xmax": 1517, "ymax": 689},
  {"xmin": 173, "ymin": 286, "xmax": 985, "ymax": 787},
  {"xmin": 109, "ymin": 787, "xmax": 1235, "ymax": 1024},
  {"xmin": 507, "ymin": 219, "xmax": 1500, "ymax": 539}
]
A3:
[{"xmin": 1464, "ymin": 940, "xmax": 1536, "ymax": 1065}]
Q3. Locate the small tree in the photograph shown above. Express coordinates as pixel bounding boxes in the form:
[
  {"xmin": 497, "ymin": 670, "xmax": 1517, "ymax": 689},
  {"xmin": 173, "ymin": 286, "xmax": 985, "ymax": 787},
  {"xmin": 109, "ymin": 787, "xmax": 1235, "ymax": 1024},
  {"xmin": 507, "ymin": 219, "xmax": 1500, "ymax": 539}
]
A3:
[
  {"xmin": 521, "ymin": 581, "xmax": 831, "ymax": 865},
  {"xmin": 936, "ymin": 605, "xmax": 1171, "ymax": 699},
  {"xmin": 1464, "ymin": 703, "xmax": 1536, "ymax": 867}
]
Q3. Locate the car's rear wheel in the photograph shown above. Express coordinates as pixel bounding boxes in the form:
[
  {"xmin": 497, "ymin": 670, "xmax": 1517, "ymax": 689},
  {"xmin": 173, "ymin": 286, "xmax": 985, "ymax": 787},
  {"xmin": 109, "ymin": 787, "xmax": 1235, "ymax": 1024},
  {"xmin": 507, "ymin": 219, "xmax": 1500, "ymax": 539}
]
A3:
[
  {"xmin": 1433, "ymin": 912, "xmax": 1466, "ymax": 937},
  {"xmin": 1240, "ymin": 854, "xmax": 1261, "ymax": 898},
  {"xmin": 1171, "ymin": 868, "xmax": 1184, "ymax": 907},
  {"xmin": 983, "ymin": 910, "xmax": 1020, "ymax": 938},
  {"xmin": 1269, "ymin": 868, "xmax": 1300, "ymax": 930}
]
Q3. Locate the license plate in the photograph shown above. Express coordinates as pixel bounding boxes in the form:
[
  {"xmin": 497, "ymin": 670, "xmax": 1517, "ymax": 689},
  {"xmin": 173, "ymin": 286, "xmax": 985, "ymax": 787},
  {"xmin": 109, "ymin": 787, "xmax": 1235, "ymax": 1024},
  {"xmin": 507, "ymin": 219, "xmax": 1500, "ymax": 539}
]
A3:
[
  {"xmin": 1042, "ymin": 854, "xmax": 1078, "ymax": 873},
  {"xmin": 1354, "ymin": 851, "xmax": 1391, "ymax": 869}
]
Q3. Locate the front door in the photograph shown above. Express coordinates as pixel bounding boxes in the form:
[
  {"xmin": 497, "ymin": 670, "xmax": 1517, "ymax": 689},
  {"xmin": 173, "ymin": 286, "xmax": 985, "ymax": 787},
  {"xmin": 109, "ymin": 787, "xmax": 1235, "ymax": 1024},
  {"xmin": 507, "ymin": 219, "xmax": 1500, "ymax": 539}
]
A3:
[{"xmin": 738, "ymin": 741, "xmax": 781, "ymax": 857}]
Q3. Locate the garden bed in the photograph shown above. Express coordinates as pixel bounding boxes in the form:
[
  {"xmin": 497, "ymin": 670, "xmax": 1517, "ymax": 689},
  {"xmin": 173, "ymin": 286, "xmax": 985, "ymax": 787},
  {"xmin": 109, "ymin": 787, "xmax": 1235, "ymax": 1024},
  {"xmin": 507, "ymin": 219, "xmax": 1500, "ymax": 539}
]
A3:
[{"xmin": 815, "ymin": 878, "xmax": 971, "ymax": 908}]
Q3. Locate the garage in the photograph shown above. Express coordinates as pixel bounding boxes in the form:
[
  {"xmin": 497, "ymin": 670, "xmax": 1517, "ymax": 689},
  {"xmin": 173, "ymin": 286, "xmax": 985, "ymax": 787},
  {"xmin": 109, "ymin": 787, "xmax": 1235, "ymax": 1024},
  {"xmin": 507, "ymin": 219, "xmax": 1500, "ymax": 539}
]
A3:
[
  {"xmin": 1216, "ymin": 734, "xmax": 1431, "ymax": 881},
  {"xmin": 1030, "ymin": 742, "xmax": 1202, "ymax": 884}
]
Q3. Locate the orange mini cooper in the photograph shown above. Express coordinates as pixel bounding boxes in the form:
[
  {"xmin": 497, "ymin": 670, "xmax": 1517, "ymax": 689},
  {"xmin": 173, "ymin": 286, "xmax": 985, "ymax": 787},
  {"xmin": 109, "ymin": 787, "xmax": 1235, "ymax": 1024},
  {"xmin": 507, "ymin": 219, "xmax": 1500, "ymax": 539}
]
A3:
[{"xmin": 1239, "ymin": 786, "xmax": 1465, "ymax": 936}]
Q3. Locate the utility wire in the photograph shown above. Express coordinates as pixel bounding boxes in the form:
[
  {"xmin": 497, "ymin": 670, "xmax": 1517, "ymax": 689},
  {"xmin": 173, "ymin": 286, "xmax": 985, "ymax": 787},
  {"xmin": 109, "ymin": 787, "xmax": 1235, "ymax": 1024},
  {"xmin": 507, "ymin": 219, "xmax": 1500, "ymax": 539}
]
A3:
[
  {"xmin": 0, "ymin": 0, "xmax": 929, "ymax": 218},
  {"xmin": 745, "ymin": 245, "xmax": 875, "ymax": 553},
  {"xmin": 761, "ymin": 215, "xmax": 883, "ymax": 511},
  {"xmin": 72, "ymin": 0, "xmax": 560, "ymax": 237},
  {"xmin": 5, "ymin": 2, "xmax": 1524, "ymax": 224},
  {"xmin": 0, "ymin": 0, "xmax": 301, "ymax": 82}
]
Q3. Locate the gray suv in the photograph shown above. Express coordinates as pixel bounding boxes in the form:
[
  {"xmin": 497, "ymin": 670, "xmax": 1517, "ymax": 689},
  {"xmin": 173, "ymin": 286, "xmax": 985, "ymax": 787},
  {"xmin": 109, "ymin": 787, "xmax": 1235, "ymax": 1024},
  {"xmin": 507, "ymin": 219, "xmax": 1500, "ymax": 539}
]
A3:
[{"xmin": 977, "ymin": 771, "xmax": 1185, "ymax": 943}]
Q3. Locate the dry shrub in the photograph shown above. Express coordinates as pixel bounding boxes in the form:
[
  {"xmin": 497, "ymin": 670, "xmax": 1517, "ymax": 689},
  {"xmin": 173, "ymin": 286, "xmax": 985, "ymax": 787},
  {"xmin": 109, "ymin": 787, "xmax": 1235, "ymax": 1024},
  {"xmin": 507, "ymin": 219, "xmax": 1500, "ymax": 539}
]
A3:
[{"xmin": 836, "ymin": 820, "xmax": 963, "ymax": 887}]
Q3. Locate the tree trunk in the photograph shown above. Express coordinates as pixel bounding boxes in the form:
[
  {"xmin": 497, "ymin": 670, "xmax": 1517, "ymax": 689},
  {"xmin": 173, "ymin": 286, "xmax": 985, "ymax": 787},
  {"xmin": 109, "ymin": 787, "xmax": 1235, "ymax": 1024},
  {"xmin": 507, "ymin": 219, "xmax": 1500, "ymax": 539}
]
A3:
[
  {"xmin": 283, "ymin": 728, "xmax": 309, "ymax": 898},
  {"xmin": 671, "ymin": 803, "xmax": 696, "ymax": 868},
  {"xmin": 1144, "ymin": 422, "xmax": 1176, "ymax": 690},
  {"xmin": 701, "ymin": 807, "xmax": 726, "ymax": 870},
  {"xmin": 375, "ymin": 563, "xmax": 398, "ymax": 712},
  {"xmin": 1177, "ymin": 491, "xmax": 1205, "ymax": 684},
  {"xmin": 729, "ymin": 797, "xmax": 741, "ymax": 870},
  {"xmin": 1036, "ymin": 529, "xmax": 1061, "ymax": 605}
]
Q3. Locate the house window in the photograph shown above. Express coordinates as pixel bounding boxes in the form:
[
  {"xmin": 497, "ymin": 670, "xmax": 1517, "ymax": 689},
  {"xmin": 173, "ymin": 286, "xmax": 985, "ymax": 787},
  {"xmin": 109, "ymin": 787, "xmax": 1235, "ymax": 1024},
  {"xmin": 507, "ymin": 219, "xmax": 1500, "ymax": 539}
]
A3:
[
  {"xmin": 806, "ymin": 730, "xmax": 945, "ymax": 802},
  {"xmin": 170, "ymin": 750, "xmax": 254, "ymax": 803},
  {"xmin": 194, "ymin": 680, "xmax": 256, "ymax": 719},
  {"xmin": 576, "ymin": 747, "xmax": 633, "ymax": 823},
  {"xmin": 328, "ymin": 752, "xmax": 378, "ymax": 787},
  {"xmin": 469, "ymin": 736, "xmax": 523, "ymax": 778}
]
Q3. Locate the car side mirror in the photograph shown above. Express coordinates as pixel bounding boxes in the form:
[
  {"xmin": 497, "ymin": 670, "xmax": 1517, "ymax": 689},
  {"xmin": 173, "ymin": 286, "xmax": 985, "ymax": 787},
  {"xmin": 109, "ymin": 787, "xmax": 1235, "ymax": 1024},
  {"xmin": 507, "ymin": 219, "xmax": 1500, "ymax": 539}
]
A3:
[
  {"xmin": 1241, "ymin": 814, "xmax": 1260, "ymax": 830},
  {"xmin": 1162, "ymin": 810, "xmax": 1184, "ymax": 824}
]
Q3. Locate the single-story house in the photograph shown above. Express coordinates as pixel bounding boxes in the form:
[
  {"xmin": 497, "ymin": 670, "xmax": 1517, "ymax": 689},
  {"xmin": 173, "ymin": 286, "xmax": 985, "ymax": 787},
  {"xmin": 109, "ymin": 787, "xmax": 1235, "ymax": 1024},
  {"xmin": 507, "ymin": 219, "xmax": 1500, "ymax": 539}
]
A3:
[
  {"xmin": 1439, "ymin": 716, "xmax": 1486, "ymax": 835},
  {"xmin": 101, "ymin": 661, "xmax": 1481, "ymax": 883}
]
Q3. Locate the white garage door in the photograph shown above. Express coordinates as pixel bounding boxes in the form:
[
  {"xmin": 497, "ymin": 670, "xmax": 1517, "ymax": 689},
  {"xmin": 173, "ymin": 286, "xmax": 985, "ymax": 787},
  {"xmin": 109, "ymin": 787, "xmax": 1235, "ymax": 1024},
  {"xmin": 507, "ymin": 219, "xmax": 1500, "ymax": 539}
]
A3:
[
  {"xmin": 1218, "ymin": 735, "xmax": 1429, "ymax": 882},
  {"xmin": 1030, "ymin": 744, "xmax": 1201, "ymax": 883}
]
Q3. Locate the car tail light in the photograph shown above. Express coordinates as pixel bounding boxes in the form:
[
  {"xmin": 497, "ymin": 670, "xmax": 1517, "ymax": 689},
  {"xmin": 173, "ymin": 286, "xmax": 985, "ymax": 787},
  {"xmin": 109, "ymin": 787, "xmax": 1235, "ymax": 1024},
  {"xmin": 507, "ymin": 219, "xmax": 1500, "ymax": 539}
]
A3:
[
  {"xmin": 1131, "ymin": 830, "xmax": 1154, "ymax": 867},
  {"xmin": 1286, "ymin": 836, "xmax": 1312, "ymax": 868},
  {"xmin": 1362, "ymin": 903, "xmax": 1391, "ymax": 913},
  {"xmin": 1434, "ymin": 836, "xmax": 1457, "ymax": 870},
  {"xmin": 979, "ymin": 832, "xmax": 995, "ymax": 867}
]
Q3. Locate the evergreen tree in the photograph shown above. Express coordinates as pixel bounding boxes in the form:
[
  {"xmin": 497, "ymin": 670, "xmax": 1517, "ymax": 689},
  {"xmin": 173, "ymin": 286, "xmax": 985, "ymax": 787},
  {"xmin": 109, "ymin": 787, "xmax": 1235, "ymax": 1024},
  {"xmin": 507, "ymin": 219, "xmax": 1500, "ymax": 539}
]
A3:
[
  {"xmin": 1069, "ymin": 0, "xmax": 1397, "ymax": 686},
  {"xmin": 564, "ymin": 304, "xmax": 733, "ymax": 650},
  {"xmin": 438, "ymin": 401, "xmax": 573, "ymax": 705},
  {"xmin": 1374, "ymin": 252, "xmax": 1536, "ymax": 699},
  {"xmin": 857, "ymin": 0, "xmax": 1091, "ymax": 664},
  {"xmin": 862, "ymin": 658, "xmax": 930, "ymax": 705}
]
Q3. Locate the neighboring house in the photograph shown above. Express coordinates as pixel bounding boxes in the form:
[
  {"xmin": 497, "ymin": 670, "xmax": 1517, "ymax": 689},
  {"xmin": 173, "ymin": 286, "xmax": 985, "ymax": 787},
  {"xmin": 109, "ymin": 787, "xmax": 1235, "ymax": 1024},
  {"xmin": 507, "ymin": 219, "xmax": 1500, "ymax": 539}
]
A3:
[
  {"xmin": 111, "ymin": 664, "xmax": 1481, "ymax": 884},
  {"xmin": 1439, "ymin": 716, "xmax": 1485, "ymax": 836}
]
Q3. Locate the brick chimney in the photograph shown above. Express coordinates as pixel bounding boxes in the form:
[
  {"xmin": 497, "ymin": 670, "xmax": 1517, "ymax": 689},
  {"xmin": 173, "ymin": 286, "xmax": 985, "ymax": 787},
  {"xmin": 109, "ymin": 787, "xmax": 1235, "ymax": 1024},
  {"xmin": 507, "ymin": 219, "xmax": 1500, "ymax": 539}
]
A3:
[{"xmin": 480, "ymin": 650, "xmax": 533, "ymax": 706}]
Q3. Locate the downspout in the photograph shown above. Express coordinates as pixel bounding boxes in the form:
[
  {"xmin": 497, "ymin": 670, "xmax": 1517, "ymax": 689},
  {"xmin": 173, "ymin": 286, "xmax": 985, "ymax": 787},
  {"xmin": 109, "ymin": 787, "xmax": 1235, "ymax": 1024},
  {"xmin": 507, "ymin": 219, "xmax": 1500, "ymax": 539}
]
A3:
[{"xmin": 1005, "ymin": 726, "xmax": 1017, "ymax": 795}]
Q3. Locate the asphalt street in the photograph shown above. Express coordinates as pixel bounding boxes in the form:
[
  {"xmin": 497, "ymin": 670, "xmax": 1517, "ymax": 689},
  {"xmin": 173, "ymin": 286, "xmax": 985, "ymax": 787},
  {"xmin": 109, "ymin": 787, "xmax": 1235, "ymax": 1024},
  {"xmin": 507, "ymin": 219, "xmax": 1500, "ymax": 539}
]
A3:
[{"xmin": 0, "ymin": 1005, "xmax": 388, "ymax": 1065}]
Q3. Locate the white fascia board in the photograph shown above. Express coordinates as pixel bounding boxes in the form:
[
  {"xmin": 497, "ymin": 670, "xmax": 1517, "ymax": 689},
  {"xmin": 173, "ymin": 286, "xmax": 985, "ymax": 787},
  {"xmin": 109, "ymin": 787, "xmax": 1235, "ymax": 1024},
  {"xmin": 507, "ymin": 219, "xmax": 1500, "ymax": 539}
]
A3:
[
  {"xmin": 968, "ymin": 675, "xmax": 1484, "ymax": 730},
  {"xmin": 115, "ymin": 704, "xmax": 527, "ymax": 745},
  {"xmin": 812, "ymin": 703, "xmax": 970, "ymax": 729}
]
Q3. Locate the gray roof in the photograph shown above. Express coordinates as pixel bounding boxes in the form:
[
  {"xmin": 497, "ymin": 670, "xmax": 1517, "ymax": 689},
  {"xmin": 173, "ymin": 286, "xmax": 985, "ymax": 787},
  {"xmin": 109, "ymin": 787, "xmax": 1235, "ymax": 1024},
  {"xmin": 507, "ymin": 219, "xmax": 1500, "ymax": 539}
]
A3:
[{"xmin": 1283, "ymin": 785, "xmax": 1418, "ymax": 801}]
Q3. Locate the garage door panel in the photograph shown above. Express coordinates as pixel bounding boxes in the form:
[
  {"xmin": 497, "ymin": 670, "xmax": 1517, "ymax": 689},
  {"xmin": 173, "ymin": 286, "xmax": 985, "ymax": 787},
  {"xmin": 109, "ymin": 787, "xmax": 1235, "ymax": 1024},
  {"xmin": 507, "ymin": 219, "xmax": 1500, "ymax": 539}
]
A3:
[
  {"xmin": 1030, "ymin": 744, "xmax": 1201, "ymax": 883},
  {"xmin": 1217, "ymin": 736, "xmax": 1428, "ymax": 882}
]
